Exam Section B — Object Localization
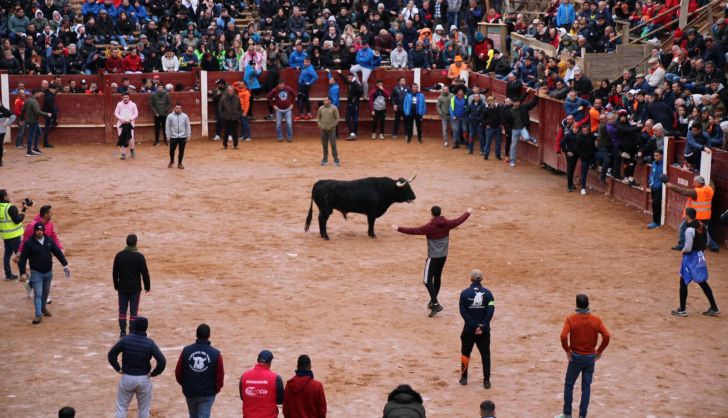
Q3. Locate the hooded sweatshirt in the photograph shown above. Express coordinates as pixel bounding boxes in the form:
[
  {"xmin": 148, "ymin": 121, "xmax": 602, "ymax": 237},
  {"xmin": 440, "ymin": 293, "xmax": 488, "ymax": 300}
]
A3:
[
  {"xmin": 397, "ymin": 212, "xmax": 470, "ymax": 257},
  {"xmin": 282, "ymin": 371, "xmax": 327, "ymax": 418}
]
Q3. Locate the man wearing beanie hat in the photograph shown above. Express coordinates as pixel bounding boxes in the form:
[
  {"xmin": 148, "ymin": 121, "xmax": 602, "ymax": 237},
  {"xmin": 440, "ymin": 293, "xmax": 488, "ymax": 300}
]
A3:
[
  {"xmin": 112, "ymin": 234, "xmax": 151, "ymax": 338},
  {"xmin": 556, "ymin": 294, "xmax": 610, "ymax": 418},
  {"xmin": 282, "ymin": 355, "xmax": 327, "ymax": 418},
  {"xmin": 458, "ymin": 269, "xmax": 495, "ymax": 389},
  {"xmin": 18, "ymin": 221, "xmax": 69, "ymax": 324},
  {"xmin": 239, "ymin": 349, "xmax": 284, "ymax": 417},
  {"xmin": 670, "ymin": 208, "xmax": 720, "ymax": 317},
  {"xmin": 108, "ymin": 316, "xmax": 166, "ymax": 418}
]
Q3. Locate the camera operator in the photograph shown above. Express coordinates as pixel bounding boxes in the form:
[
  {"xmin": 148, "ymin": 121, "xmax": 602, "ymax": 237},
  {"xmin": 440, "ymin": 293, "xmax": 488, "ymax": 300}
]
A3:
[{"xmin": 0, "ymin": 190, "xmax": 27, "ymax": 281}]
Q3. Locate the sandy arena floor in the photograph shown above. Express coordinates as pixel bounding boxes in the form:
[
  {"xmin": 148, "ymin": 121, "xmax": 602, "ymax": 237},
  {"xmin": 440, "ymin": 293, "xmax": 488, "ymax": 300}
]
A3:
[{"xmin": 0, "ymin": 137, "xmax": 726, "ymax": 417}]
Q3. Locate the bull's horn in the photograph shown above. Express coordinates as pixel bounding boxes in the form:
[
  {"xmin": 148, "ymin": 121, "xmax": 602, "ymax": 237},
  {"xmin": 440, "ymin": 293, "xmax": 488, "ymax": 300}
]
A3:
[
  {"xmin": 396, "ymin": 179, "xmax": 407, "ymax": 187},
  {"xmin": 407, "ymin": 174, "xmax": 417, "ymax": 183}
]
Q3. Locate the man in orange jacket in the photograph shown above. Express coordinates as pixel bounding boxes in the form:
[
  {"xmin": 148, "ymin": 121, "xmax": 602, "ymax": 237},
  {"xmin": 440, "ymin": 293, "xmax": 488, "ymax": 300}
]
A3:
[
  {"xmin": 665, "ymin": 175, "xmax": 720, "ymax": 252},
  {"xmin": 236, "ymin": 81, "xmax": 252, "ymax": 142},
  {"xmin": 556, "ymin": 294, "xmax": 610, "ymax": 418}
]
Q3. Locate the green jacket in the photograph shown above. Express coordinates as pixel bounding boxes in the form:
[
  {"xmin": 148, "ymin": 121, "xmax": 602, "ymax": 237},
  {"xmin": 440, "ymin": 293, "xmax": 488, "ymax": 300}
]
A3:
[
  {"xmin": 436, "ymin": 92, "xmax": 453, "ymax": 119},
  {"xmin": 21, "ymin": 97, "xmax": 47, "ymax": 124},
  {"xmin": 149, "ymin": 91, "xmax": 171, "ymax": 116}
]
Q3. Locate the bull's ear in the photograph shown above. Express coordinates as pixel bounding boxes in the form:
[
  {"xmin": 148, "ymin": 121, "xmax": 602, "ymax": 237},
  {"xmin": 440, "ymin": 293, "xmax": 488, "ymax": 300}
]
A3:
[{"xmin": 396, "ymin": 178, "xmax": 407, "ymax": 187}]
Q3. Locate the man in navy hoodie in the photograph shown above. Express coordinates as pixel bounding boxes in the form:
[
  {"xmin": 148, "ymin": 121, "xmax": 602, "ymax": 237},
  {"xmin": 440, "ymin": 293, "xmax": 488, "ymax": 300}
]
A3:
[
  {"xmin": 393, "ymin": 206, "xmax": 472, "ymax": 317},
  {"xmin": 108, "ymin": 316, "xmax": 166, "ymax": 418},
  {"xmin": 459, "ymin": 270, "xmax": 495, "ymax": 389},
  {"xmin": 175, "ymin": 324, "xmax": 225, "ymax": 418}
]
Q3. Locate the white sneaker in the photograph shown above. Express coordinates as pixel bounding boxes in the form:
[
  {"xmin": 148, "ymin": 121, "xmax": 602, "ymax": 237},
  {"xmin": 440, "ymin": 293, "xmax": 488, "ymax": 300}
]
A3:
[
  {"xmin": 245, "ymin": 137, "xmax": 252, "ymax": 142},
  {"xmin": 509, "ymin": 161, "xmax": 516, "ymax": 167},
  {"xmin": 349, "ymin": 133, "xmax": 356, "ymax": 137},
  {"xmin": 238, "ymin": 137, "xmax": 244, "ymax": 142},
  {"xmin": 444, "ymin": 141, "xmax": 448, "ymax": 147},
  {"xmin": 212, "ymin": 135, "xmax": 221, "ymax": 141},
  {"xmin": 581, "ymin": 188, "xmax": 587, "ymax": 195},
  {"xmin": 371, "ymin": 133, "xmax": 376, "ymax": 139},
  {"xmin": 379, "ymin": 134, "xmax": 384, "ymax": 139}
]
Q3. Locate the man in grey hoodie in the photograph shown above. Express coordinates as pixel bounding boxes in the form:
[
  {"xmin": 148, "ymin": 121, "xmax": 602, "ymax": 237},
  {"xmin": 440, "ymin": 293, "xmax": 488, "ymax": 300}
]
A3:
[{"xmin": 436, "ymin": 85, "xmax": 454, "ymax": 147}]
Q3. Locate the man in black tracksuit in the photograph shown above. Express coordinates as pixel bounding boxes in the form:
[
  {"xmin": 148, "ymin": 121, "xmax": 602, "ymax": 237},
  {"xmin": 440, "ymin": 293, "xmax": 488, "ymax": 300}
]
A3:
[
  {"xmin": 112, "ymin": 234, "xmax": 150, "ymax": 338},
  {"xmin": 337, "ymin": 70, "xmax": 363, "ymax": 139},
  {"xmin": 391, "ymin": 77, "xmax": 409, "ymax": 138},
  {"xmin": 459, "ymin": 269, "xmax": 495, "ymax": 389},
  {"xmin": 394, "ymin": 206, "xmax": 472, "ymax": 317}
]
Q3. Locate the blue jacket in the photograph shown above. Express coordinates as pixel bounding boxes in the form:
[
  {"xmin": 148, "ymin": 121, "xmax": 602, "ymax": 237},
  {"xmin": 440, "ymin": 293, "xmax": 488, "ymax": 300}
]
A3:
[
  {"xmin": 685, "ymin": 129, "xmax": 710, "ymax": 156},
  {"xmin": 108, "ymin": 331, "xmax": 166, "ymax": 376},
  {"xmin": 649, "ymin": 159, "xmax": 663, "ymax": 190},
  {"xmin": 564, "ymin": 96, "xmax": 590, "ymax": 121},
  {"xmin": 328, "ymin": 73, "xmax": 340, "ymax": 106},
  {"xmin": 177, "ymin": 339, "xmax": 223, "ymax": 398},
  {"xmin": 298, "ymin": 64, "xmax": 318, "ymax": 86},
  {"xmin": 403, "ymin": 92, "xmax": 426, "ymax": 116},
  {"xmin": 99, "ymin": 3, "xmax": 117, "ymax": 19},
  {"xmin": 556, "ymin": 3, "xmax": 575, "ymax": 26},
  {"xmin": 450, "ymin": 95, "xmax": 468, "ymax": 118},
  {"xmin": 244, "ymin": 64, "xmax": 262, "ymax": 90},
  {"xmin": 356, "ymin": 47, "xmax": 381, "ymax": 70},
  {"xmin": 82, "ymin": 1, "xmax": 100, "ymax": 16},
  {"xmin": 459, "ymin": 282, "xmax": 495, "ymax": 333},
  {"xmin": 288, "ymin": 50, "xmax": 308, "ymax": 69}
]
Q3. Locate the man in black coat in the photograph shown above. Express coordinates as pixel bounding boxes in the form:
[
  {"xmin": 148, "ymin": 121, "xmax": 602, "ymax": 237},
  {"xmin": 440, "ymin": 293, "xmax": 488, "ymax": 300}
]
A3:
[{"xmin": 112, "ymin": 234, "xmax": 150, "ymax": 338}]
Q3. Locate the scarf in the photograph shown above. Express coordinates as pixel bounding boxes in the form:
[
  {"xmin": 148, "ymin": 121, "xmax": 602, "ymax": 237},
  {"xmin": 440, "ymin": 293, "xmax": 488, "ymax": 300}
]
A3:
[
  {"xmin": 295, "ymin": 370, "xmax": 314, "ymax": 378},
  {"xmin": 575, "ymin": 307, "xmax": 591, "ymax": 314}
]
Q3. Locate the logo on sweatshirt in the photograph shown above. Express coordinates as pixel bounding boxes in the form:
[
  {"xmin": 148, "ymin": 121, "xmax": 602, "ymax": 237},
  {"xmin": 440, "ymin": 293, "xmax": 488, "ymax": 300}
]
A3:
[
  {"xmin": 188, "ymin": 351, "xmax": 211, "ymax": 372},
  {"xmin": 278, "ymin": 90, "xmax": 289, "ymax": 101},
  {"xmin": 470, "ymin": 290, "xmax": 485, "ymax": 308}
]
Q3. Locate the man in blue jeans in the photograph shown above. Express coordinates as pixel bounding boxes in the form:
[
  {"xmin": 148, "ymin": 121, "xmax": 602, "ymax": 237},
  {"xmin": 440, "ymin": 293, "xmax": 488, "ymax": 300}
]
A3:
[
  {"xmin": 18, "ymin": 222, "xmax": 70, "ymax": 324},
  {"xmin": 556, "ymin": 294, "xmax": 610, "ymax": 418},
  {"xmin": 175, "ymin": 324, "xmax": 225, "ymax": 418}
]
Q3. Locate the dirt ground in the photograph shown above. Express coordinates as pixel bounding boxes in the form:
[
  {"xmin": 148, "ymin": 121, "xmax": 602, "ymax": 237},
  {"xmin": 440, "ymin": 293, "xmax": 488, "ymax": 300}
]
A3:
[{"xmin": 0, "ymin": 136, "xmax": 726, "ymax": 418}]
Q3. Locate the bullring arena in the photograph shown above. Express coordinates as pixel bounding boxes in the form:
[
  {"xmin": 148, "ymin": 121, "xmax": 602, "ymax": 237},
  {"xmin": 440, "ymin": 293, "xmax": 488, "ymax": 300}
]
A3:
[{"xmin": 1, "ymin": 132, "xmax": 727, "ymax": 416}]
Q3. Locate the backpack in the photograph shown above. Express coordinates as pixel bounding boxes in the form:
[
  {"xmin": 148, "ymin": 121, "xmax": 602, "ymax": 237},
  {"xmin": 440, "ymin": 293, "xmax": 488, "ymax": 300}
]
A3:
[{"xmin": 373, "ymin": 92, "xmax": 387, "ymax": 111}]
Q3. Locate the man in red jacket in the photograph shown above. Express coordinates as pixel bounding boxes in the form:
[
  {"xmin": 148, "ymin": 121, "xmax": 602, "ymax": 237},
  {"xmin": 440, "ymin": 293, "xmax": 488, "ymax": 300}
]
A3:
[
  {"xmin": 282, "ymin": 355, "xmax": 326, "ymax": 418},
  {"xmin": 393, "ymin": 206, "xmax": 473, "ymax": 317},
  {"xmin": 239, "ymin": 350, "xmax": 284, "ymax": 418}
]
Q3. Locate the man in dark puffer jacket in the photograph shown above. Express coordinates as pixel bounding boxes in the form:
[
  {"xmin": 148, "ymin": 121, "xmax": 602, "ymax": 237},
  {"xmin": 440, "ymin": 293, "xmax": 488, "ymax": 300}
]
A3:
[{"xmin": 382, "ymin": 384, "xmax": 426, "ymax": 418}]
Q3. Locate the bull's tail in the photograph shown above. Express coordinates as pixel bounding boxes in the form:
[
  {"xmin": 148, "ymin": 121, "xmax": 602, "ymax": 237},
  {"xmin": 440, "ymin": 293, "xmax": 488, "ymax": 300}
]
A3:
[{"xmin": 304, "ymin": 193, "xmax": 314, "ymax": 232}]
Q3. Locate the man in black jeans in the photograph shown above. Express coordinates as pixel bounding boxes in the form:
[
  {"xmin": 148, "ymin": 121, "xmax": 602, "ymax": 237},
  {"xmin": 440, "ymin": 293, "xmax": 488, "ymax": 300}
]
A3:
[
  {"xmin": 149, "ymin": 85, "xmax": 172, "ymax": 146},
  {"xmin": 391, "ymin": 77, "xmax": 409, "ymax": 138},
  {"xmin": 458, "ymin": 270, "xmax": 495, "ymax": 389},
  {"xmin": 165, "ymin": 103, "xmax": 192, "ymax": 169},
  {"xmin": 112, "ymin": 234, "xmax": 150, "ymax": 338}
]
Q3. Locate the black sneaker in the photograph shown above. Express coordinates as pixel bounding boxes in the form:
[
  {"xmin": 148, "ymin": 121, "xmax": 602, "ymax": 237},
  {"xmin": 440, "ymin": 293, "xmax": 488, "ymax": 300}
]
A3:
[
  {"xmin": 702, "ymin": 308, "xmax": 720, "ymax": 316},
  {"xmin": 44, "ymin": 143, "xmax": 55, "ymax": 148},
  {"xmin": 708, "ymin": 247, "xmax": 720, "ymax": 253},
  {"xmin": 483, "ymin": 381, "xmax": 491, "ymax": 389},
  {"xmin": 4, "ymin": 275, "xmax": 18, "ymax": 281},
  {"xmin": 120, "ymin": 330, "xmax": 127, "ymax": 338},
  {"xmin": 428, "ymin": 304, "xmax": 444, "ymax": 317},
  {"xmin": 671, "ymin": 309, "xmax": 687, "ymax": 317},
  {"xmin": 427, "ymin": 301, "xmax": 433, "ymax": 309},
  {"xmin": 671, "ymin": 245, "xmax": 683, "ymax": 251},
  {"xmin": 459, "ymin": 376, "xmax": 467, "ymax": 385}
]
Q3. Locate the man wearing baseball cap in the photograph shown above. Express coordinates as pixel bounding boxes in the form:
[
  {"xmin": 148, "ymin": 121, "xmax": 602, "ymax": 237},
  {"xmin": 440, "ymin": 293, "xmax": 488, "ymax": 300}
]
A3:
[
  {"xmin": 18, "ymin": 222, "xmax": 70, "ymax": 324},
  {"xmin": 239, "ymin": 349, "xmax": 284, "ymax": 417}
]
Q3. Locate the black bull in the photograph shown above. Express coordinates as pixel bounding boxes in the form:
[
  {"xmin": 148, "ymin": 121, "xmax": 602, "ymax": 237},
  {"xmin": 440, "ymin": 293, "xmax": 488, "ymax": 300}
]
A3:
[{"xmin": 305, "ymin": 176, "xmax": 417, "ymax": 240}]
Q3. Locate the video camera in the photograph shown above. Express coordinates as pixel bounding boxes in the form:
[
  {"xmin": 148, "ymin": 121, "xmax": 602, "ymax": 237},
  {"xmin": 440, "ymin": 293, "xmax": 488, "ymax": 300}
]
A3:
[{"xmin": 21, "ymin": 198, "xmax": 33, "ymax": 212}]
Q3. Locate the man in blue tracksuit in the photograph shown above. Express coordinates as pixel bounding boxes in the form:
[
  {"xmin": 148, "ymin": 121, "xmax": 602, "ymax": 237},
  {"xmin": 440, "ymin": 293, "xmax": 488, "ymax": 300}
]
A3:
[
  {"xmin": 459, "ymin": 269, "xmax": 495, "ymax": 389},
  {"xmin": 403, "ymin": 83, "xmax": 426, "ymax": 143},
  {"xmin": 108, "ymin": 316, "xmax": 166, "ymax": 418},
  {"xmin": 296, "ymin": 57, "xmax": 318, "ymax": 120},
  {"xmin": 647, "ymin": 149, "xmax": 664, "ymax": 229},
  {"xmin": 326, "ymin": 70, "xmax": 340, "ymax": 107},
  {"xmin": 450, "ymin": 90, "xmax": 468, "ymax": 148},
  {"xmin": 349, "ymin": 41, "xmax": 381, "ymax": 100},
  {"xmin": 175, "ymin": 324, "xmax": 225, "ymax": 418}
]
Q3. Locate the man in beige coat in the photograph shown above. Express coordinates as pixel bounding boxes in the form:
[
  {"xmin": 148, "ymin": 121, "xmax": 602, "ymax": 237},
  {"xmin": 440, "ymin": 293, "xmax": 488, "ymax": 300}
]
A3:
[{"xmin": 316, "ymin": 97, "xmax": 340, "ymax": 166}]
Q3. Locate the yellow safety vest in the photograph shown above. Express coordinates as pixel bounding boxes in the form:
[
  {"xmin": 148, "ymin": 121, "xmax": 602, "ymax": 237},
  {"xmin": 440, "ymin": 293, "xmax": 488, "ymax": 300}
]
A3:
[{"xmin": 0, "ymin": 202, "xmax": 24, "ymax": 240}]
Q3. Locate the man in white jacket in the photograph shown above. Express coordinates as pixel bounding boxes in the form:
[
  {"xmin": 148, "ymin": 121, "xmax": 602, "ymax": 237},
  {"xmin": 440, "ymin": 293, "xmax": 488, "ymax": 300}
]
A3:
[
  {"xmin": 165, "ymin": 103, "xmax": 192, "ymax": 169},
  {"xmin": 390, "ymin": 43, "xmax": 408, "ymax": 69}
]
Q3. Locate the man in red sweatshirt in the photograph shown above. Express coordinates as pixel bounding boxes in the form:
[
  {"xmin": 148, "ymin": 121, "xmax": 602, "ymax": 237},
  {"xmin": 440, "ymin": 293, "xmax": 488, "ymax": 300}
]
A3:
[
  {"xmin": 556, "ymin": 294, "xmax": 610, "ymax": 418},
  {"xmin": 282, "ymin": 355, "xmax": 326, "ymax": 418},
  {"xmin": 392, "ymin": 206, "xmax": 472, "ymax": 317}
]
